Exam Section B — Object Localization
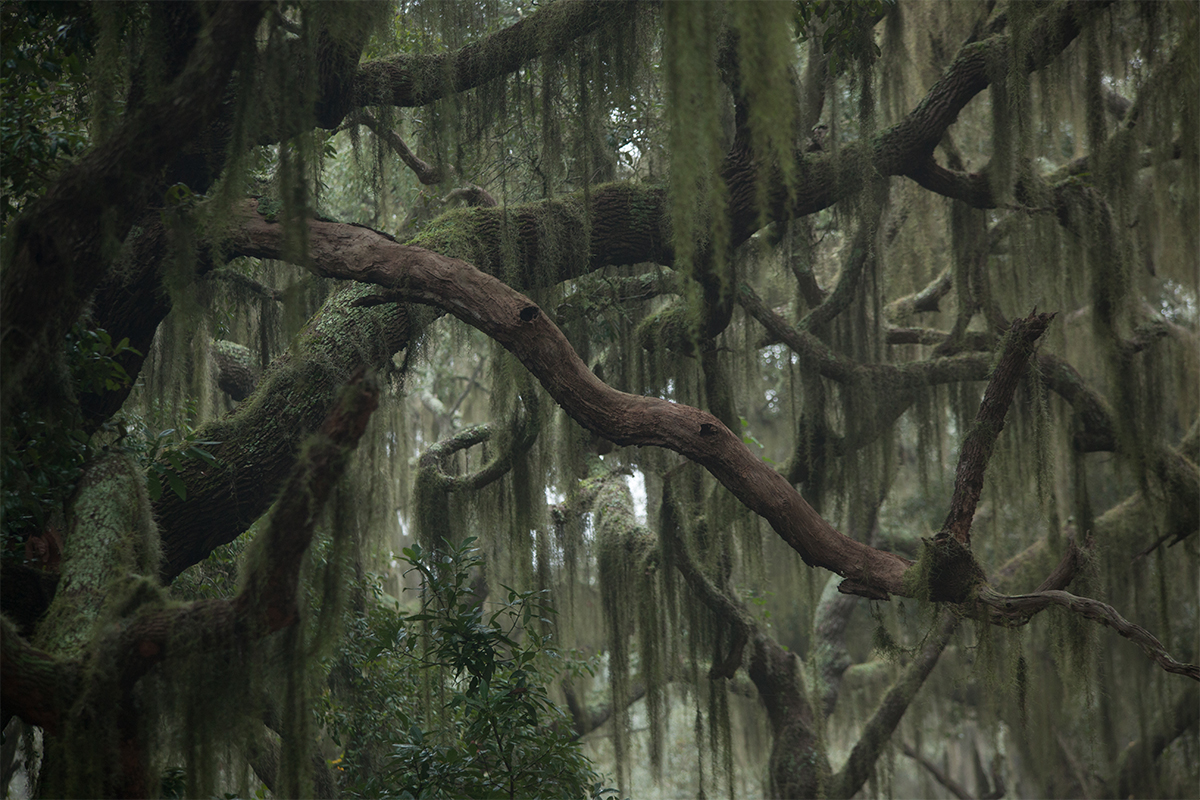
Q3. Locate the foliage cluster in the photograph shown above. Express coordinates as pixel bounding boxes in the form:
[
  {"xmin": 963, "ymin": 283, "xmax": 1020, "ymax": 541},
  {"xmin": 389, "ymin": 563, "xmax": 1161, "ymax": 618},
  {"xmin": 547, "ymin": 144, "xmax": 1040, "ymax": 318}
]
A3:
[
  {"xmin": 321, "ymin": 539, "xmax": 611, "ymax": 799},
  {"xmin": 0, "ymin": 1, "xmax": 90, "ymax": 225}
]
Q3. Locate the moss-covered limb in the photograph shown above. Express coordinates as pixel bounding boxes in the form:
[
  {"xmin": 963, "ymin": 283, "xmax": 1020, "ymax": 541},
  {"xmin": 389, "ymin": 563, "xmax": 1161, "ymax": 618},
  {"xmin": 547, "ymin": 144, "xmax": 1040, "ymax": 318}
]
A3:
[
  {"xmin": 91, "ymin": 372, "xmax": 379, "ymax": 701},
  {"xmin": 872, "ymin": 1, "xmax": 1113, "ymax": 174},
  {"xmin": 556, "ymin": 270, "xmax": 682, "ymax": 323},
  {"xmin": 230, "ymin": 184, "xmax": 670, "ymax": 289},
  {"xmin": 350, "ymin": 109, "xmax": 445, "ymax": 185},
  {"xmin": 799, "ymin": 182, "xmax": 887, "ymax": 333},
  {"xmin": 738, "ymin": 282, "xmax": 858, "ymax": 383},
  {"xmin": 561, "ymin": 678, "xmax": 650, "ymax": 739},
  {"xmin": 884, "ymin": 268, "xmax": 954, "ymax": 322},
  {"xmin": 1035, "ymin": 351, "xmax": 1116, "ymax": 452},
  {"xmin": 1144, "ymin": 442, "xmax": 1199, "ymax": 549},
  {"xmin": 747, "ymin": 632, "xmax": 830, "ymax": 800},
  {"xmin": 35, "ymin": 453, "xmax": 159, "ymax": 657},
  {"xmin": 812, "ymin": 578, "xmax": 860, "ymax": 719},
  {"xmin": 975, "ymin": 585, "xmax": 1199, "ymax": 682},
  {"xmin": 876, "ymin": 0, "xmax": 1130, "ymax": 211},
  {"xmin": 351, "ymin": 0, "xmax": 637, "ymax": 110},
  {"xmin": 443, "ymin": 390, "xmax": 540, "ymax": 493},
  {"xmin": 211, "ymin": 339, "xmax": 260, "ymax": 401},
  {"xmin": 207, "ymin": 267, "xmax": 286, "ymax": 302},
  {"xmin": 829, "ymin": 610, "xmax": 960, "ymax": 800},
  {"xmin": 0, "ymin": 2, "xmax": 265, "ymax": 420},
  {"xmin": 155, "ymin": 288, "xmax": 414, "ymax": 581},
  {"xmin": 660, "ymin": 477, "xmax": 754, "ymax": 660},
  {"xmin": 80, "ymin": 214, "xmax": 179, "ymax": 433},
  {"xmin": 662, "ymin": 466, "xmax": 830, "ymax": 796},
  {"xmin": 1, "ymin": 617, "xmax": 81, "ymax": 735},
  {"xmin": 415, "ymin": 396, "xmax": 540, "ymax": 551},
  {"xmin": 741, "ymin": 280, "xmax": 996, "ymax": 393},
  {"xmin": 939, "ymin": 312, "xmax": 1055, "ymax": 546},
  {"xmin": 1048, "ymin": 35, "xmax": 1195, "ymax": 183},
  {"xmin": 236, "ymin": 368, "xmax": 379, "ymax": 631},
  {"xmin": 814, "ymin": 492, "xmax": 886, "ymax": 717},
  {"xmin": 885, "ymin": 327, "xmax": 995, "ymax": 352},
  {"xmin": 1112, "ymin": 684, "xmax": 1199, "ymax": 798}
]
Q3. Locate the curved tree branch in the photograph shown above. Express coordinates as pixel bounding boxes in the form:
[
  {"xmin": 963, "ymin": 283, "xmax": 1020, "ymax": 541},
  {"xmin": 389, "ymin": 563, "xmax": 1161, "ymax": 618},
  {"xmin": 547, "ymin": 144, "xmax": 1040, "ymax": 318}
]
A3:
[
  {"xmin": 975, "ymin": 586, "xmax": 1199, "ymax": 682},
  {"xmin": 228, "ymin": 205, "xmax": 915, "ymax": 599}
]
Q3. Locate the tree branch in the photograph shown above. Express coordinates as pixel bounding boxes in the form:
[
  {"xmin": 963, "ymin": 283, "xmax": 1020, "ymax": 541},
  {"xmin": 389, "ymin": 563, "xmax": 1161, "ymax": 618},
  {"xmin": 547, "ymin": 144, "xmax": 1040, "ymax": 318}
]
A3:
[
  {"xmin": 228, "ymin": 205, "xmax": 915, "ymax": 599},
  {"xmin": 351, "ymin": 1, "xmax": 638, "ymax": 110},
  {"xmin": 940, "ymin": 312, "xmax": 1055, "ymax": 546},
  {"xmin": 831, "ymin": 611, "xmax": 961, "ymax": 799},
  {"xmin": 975, "ymin": 585, "xmax": 1199, "ymax": 681}
]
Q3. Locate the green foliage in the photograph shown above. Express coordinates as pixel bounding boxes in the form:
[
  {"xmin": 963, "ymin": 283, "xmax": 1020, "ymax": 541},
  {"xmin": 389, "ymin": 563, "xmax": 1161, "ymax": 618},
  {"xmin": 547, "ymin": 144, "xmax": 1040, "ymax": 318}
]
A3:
[
  {"xmin": 0, "ymin": 1, "xmax": 91, "ymax": 225},
  {"xmin": 1, "ymin": 325, "xmax": 139, "ymax": 549},
  {"xmin": 323, "ymin": 539, "xmax": 611, "ymax": 799},
  {"xmin": 130, "ymin": 425, "xmax": 218, "ymax": 503},
  {"xmin": 66, "ymin": 324, "xmax": 141, "ymax": 395},
  {"xmin": 795, "ymin": 0, "xmax": 895, "ymax": 76}
]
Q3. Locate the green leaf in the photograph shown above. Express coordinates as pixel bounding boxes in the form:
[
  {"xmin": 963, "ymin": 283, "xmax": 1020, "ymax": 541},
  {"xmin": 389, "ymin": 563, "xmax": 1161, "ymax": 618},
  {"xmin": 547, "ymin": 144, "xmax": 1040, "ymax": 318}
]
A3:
[
  {"xmin": 166, "ymin": 471, "xmax": 187, "ymax": 501},
  {"xmin": 147, "ymin": 470, "xmax": 163, "ymax": 501}
]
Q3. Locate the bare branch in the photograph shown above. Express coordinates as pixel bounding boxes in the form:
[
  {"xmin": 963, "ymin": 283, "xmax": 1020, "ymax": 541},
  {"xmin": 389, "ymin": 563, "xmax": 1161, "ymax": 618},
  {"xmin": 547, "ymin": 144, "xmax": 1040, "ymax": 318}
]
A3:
[
  {"xmin": 940, "ymin": 312, "xmax": 1055, "ymax": 546},
  {"xmin": 351, "ymin": 110, "xmax": 445, "ymax": 185},
  {"xmin": 975, "ymin": 586, "xmax": 1199, "ymax": 682}
]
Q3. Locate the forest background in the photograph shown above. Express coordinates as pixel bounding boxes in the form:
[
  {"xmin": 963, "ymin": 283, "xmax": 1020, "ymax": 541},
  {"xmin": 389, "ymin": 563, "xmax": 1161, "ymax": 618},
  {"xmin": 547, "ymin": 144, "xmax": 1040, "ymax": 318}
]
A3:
[{"xmin": 1, "ymin": 0, "xmax": 1197, "ymax": 798}]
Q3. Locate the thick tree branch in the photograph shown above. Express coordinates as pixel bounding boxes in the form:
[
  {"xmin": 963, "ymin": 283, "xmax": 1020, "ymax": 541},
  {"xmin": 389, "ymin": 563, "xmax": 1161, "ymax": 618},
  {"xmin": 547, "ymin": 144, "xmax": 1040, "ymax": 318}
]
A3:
[
  {"xmin": 1113, "ymin": 684, "xmax": 1199, "ymax": 797},
  {"xmin": 351, "ymin": 1, "xmax": 638, "ymax": 110},
  {"xmin": 831, "ymin": 611, "xmax": 961, "ymax": 799},
  {"xmin": 885, "ymin": 268, "xmax": 954, "ymax": 321},
  {"xmin": 229, "ymin": 207, "xmax": 915, "ymax": 600},
  {"xmin": 2, "ymin": 371, "xmax": 379, "ymax": 739},
  {"xmin": 156, "ymin": 287, "xmax": 413, "ymax": 581},
  {"xmin": 1, "ymin": 617, "xmax": 80, "ymax": 735}
]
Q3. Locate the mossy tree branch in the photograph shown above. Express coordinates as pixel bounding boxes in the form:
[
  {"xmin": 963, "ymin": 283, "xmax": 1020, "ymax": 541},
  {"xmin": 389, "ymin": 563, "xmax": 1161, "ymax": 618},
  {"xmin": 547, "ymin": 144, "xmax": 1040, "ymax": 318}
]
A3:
[
  {"xmin": 155, "ymin": 289, "xmax": 414, "ymax": 581},
  {"xmin": 830, "ymin": 611, "xmax": 961, "ymax": 799},
  {"xmin": 1, "ymin": 371, "xmax": 379, "ymax": 745},
  {"xmin": 350, "ymin": 1, "xmax": 639, "ymax": 111},
  {"xmin": 974, "ymin": 586, "xmax": 1199, "ymax": 682}
]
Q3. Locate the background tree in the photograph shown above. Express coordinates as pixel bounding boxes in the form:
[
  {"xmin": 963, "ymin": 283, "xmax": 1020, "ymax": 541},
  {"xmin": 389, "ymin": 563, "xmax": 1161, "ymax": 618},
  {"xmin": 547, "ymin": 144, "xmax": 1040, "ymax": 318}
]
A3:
[{"xmin": 2, "ymin": 1, "xmax": 1197, "ymax": 798}]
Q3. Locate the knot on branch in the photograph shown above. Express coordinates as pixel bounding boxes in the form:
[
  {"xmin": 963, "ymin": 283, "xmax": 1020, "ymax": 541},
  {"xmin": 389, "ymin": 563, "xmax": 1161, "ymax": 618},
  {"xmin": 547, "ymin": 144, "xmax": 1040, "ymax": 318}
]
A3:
[{"xmin": 912, "ymin": 534, "xmax": 987, "ymax": 604}]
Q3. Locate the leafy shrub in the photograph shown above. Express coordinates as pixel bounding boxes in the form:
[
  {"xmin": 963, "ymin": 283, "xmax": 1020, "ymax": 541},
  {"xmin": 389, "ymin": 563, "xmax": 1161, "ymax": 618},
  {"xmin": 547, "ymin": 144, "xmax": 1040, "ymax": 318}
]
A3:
[{"xmin": 324, "ymin": 538, "xmax": 613, "ymax": 799}]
